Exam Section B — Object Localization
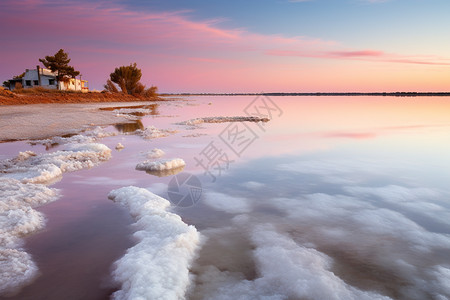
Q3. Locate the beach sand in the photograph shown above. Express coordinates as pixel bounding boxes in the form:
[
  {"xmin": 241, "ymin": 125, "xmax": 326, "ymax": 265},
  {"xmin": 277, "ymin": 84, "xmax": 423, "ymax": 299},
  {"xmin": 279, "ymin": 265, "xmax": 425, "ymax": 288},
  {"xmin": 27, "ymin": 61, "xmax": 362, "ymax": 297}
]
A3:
[{"xmin": 0, "ymin": 101, "xmax": 161, "ymax": 141}]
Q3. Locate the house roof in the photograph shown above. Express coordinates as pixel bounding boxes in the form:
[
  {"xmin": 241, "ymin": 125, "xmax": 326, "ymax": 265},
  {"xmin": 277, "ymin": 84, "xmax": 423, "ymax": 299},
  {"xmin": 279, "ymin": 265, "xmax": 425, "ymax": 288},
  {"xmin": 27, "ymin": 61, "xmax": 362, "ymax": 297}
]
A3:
[{"xmin": 9, "ymin": 68, "xmax": 88, "ymax": 82}]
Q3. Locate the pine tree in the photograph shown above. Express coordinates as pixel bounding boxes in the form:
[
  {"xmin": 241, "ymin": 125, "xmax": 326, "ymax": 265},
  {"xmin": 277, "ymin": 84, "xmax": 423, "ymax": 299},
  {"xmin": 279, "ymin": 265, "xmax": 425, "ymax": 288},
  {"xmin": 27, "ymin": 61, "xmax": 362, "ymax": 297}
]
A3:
[
  {"xmin": 104, "ymin": 63, "xmax": 158, "ymax": 97},
  {"xmin": 39, "ymin": 49, "xmax": 80, "ymax": 89},
  {"xmin": 109, "ymin": 63, "xmax": 142, "ymax": 95}
]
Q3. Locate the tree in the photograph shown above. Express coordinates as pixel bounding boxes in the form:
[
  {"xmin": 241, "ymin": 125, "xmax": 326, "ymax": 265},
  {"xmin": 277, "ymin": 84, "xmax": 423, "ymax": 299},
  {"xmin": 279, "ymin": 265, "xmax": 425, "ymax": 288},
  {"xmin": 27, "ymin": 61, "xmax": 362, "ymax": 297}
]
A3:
[
  {"xmin": 109, "ymin": 63, "xmax": 142, "ymax": 95},
  {"xmin": 2, "ymin": 81, "xmax": 10, "ymax": 89},
  {"xmin": 104, "ymin": 79, "xmax": 119, "ymax": 93},
  {"xmin": 13, "ymin": 72, "xmax": 25, "ymax": 79},
  {"xmin": 104, "ymin": 63, "xmax": 158, "ymax": 97},
  {"xmin": 39, "ymin": 49, "xmax": 79, "ymax": 89}
]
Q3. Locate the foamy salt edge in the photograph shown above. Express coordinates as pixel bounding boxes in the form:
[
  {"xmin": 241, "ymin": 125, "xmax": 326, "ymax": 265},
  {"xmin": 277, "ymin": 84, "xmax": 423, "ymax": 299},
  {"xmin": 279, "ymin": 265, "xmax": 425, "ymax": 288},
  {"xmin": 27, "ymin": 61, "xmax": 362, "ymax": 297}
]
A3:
[
  {"xmin": 135, "ymin": 126, "xmax": 177, "ymax": 139},
  {"xmin": 0, "ymin": 139, "xmax": 112, "ymax": 295},
  {"xmin": 0, "ymin": 143, "xmax": 111, "ymax": 184},
  {"xmin": 108, "ymin": 186, "xmax": 201, "ymax": 300},
  {"xmin": 0, "ymin": 178, "xmax": 59, "ymax": 294},
  {"xmin": 136, "ymin": 158, "xmax": 185, "ymax": 172},
  {"xmin": 30, "ymin": 126, "xmax": 117, "ymax": 147}
]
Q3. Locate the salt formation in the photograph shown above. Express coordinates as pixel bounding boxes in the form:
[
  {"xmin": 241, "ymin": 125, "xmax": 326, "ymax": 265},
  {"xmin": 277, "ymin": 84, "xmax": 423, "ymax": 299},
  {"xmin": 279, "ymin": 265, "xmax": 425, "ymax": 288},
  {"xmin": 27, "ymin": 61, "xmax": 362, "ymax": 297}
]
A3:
[
  {"xmin": 145, "ymin": 148, "xmax": 165, "ymax": 159},
  {"xmin": 191, "ymin": 222, "xmax": 393, "ymax": 300},
  {"xmin": 115, "ymin": 143, "xmax": 125, "ymax": 150},
  {"xmin": 84, "ymin": 126, "xmax": 118, "ymax": 138},
  {"xmin": 189, "ymin": 159, "xmax": 450, "ymax": 300},
  {"xmin": 0, "ymin": 178, "xmax": 59, "ymax": 294},
  {"xmin": 0, "ymin": 141, "xmax": 112, "ymax": 295},
  {"xmin": 0, "ymin": 249, "xmax": 38, "ymax": 296},
  {"xmin": 30, "ymin": 134, "xmax": 93, "ymax": 147},
  {"xmin": 0, "ymin": 143, "xmax": 111, "ymax": 184},
  {"xmin": 108, "ymin": 186, "xmax": 201, "ymax": 300},
  {"xmin": 178, "ymin": 116, "xmax": 270, "ymax": 126},
  {"xmin": 31, "ymin": 126, "xmax": 116, "ymax": 148},
  {"xmin": 136, "ymin": 158, "xmax": 185, "ymax": 172},
  {"xmin": 135, "ymin": 126, "xmax": 177, "ymax": 139},
  {"xmin": 113, "ymin": 107, "xmax": 155, "ymax": 117}
]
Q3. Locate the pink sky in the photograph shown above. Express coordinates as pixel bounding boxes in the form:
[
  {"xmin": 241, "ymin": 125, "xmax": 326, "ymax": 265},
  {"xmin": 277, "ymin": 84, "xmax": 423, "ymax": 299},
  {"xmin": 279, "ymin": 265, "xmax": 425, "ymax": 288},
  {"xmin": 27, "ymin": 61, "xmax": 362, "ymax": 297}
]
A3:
[{"xmin": 1, "ymin": 0, "xmax": 449, "ymax": 92}]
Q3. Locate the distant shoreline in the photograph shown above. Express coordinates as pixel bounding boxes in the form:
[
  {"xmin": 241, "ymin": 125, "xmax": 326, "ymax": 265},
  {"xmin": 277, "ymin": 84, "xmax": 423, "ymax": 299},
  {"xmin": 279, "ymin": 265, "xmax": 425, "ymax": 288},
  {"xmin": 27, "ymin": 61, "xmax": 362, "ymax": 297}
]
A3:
[
  {"xmin": 2, "ymin": 89, "xmax": 450, "ymax": 106},
  {"xmin": 162, "ymin": 92, "xmax": 450, "ymax": 97}
]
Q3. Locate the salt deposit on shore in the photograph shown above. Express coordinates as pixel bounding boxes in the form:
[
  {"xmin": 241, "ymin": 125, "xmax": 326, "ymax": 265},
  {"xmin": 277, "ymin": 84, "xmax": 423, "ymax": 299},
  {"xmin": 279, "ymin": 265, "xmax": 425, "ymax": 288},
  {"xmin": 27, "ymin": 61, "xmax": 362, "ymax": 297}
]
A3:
[
  {"xmin": 30, "ymin": 127, "xmax": 116, "ymax": 149},
  {"xmin": 0, "ymin": 178, "xmax": 59, "ymax": 295},
  {"xmin": 0, "ymin": 143, "xmax": 111, "ymax": 184},
  {"xmin": 177, "ymin": 116, "xmax": 270, "ymax": 126},
  {"xmin": 108, "ymin": 186, "xmax": 201, "ymax": 300},
  {"xmin": 136, "ymin": 158, "xmax": 185, "ymax": 172},
  {"xmin": 0, "ymin": 138, "xmax": 112, "ymax": 295},
  {"xmin": 135, "ymin": 126, "xmax": 178, "ymax": 139}
]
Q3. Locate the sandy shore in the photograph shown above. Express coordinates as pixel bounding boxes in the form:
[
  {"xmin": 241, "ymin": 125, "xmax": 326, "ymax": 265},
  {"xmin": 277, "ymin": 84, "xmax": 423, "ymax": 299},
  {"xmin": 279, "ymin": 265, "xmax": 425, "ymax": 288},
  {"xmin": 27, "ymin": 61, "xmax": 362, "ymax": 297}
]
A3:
[
  {"xmin": 0, "ymin": 101, "xmax": 159, "ymax": 141},
  {"xmin": 0, "ymin": 88, "xmax": 171, "ymax": 141}
]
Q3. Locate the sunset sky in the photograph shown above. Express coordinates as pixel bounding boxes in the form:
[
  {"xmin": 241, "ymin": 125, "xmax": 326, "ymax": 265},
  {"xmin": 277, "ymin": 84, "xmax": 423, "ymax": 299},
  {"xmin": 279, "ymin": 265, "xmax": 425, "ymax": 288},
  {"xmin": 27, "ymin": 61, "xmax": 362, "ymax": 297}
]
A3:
[{"xmin": 1, "ymin": 0, "xmax": 449, "ymax": 92}]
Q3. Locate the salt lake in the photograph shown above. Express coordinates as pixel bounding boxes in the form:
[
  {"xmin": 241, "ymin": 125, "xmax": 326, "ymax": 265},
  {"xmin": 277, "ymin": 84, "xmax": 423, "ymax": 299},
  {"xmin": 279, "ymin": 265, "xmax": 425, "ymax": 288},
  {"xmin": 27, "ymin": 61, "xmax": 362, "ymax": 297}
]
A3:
[{"xmin": 1, "ymin": 96, "xmax": 450, "ymax": 300}]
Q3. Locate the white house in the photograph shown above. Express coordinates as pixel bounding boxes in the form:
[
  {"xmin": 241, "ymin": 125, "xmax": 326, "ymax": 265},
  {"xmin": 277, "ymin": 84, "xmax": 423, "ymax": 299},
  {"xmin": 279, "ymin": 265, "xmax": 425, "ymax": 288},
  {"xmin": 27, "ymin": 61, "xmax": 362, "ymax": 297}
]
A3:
[{"xmin": 8, "ymin": 66, "xmax": 88, "ymax": 92}]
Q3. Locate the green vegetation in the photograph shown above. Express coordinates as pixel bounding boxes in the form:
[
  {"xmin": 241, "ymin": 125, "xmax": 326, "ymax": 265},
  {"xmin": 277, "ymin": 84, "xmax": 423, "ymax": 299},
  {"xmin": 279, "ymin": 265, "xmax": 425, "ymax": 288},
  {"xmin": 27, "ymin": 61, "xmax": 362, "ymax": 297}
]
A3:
[
  {"xmin": 104, "ymin": 63, "xmax": 157, "ymax": 97},
  {"xmin": 39, "ymin": 49, "xmax": 80, "ymax": 90}
]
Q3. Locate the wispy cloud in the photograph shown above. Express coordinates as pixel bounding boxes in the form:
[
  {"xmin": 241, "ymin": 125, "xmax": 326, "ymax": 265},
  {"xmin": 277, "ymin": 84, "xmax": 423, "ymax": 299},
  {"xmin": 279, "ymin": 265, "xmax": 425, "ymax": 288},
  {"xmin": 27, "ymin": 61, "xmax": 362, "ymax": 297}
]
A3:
[
  {"xmin": 0, "ymin": 0, "xmax": 448, "ymax": 92},
  {"xmin": 328, "ymin": 50, "xmax": 384, "ymax": 57},
  {"xmin": 267, "ymin": 49, "xmax": 450, "ymax": 66}
]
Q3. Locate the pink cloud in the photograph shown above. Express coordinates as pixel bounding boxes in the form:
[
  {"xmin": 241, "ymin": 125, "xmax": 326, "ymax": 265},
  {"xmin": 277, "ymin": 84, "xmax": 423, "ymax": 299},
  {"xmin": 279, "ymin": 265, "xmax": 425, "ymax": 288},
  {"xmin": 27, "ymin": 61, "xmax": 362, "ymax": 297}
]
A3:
[
  {"xmin": 0, "ymin": 0, "xmax": 337, "ymax": 90},
  {"xmin": 328, "ymin": 50, "xmax": 384, "ymax": 57},
  {"xmin": 1, "ymin": 0, "xmax": 449, "ymax": 92},
  {"xmin": 322, "ymin": 132, "xmax": 377, "ymax": 139},
  {"xmin": 267, "ymin": 49, "xmax": 450, "ymax": 66}
]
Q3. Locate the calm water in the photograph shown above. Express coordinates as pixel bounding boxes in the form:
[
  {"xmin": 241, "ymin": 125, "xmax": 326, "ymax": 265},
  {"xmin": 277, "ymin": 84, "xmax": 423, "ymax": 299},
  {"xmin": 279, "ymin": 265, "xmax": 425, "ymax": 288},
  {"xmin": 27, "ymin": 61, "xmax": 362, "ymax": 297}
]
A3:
[{"xmin": 2, "ymin": 96, "xmax": 450, "ymax": 299}]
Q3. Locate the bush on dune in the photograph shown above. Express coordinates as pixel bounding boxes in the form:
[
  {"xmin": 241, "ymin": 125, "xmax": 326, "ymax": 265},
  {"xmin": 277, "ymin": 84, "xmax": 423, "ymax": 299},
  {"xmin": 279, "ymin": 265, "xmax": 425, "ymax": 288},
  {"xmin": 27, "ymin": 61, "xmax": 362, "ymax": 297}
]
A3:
[{"xmin": 103, "ymin": 63, "xmax": 158, "ymax": 98}]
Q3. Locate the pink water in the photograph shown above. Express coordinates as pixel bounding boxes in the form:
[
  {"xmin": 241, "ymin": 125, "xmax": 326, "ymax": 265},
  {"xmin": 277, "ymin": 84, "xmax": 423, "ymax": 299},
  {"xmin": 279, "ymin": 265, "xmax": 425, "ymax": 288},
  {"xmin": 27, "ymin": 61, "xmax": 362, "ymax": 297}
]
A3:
[{"xmin": 2, "ymin": 96, "xmax": 450, "ymax": 299}]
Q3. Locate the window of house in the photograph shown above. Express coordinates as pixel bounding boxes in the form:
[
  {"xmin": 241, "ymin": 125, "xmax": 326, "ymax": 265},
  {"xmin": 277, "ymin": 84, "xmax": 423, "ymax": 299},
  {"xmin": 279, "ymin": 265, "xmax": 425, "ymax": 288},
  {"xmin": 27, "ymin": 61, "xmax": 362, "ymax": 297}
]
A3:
[
  {"xmin": 25, "ymin": 80, "xmax": 31, "ymax": 86},
  {"xmin": 48, "ymin": 79, "xmax": 55, "ymax": 85},
  {"xmin": 33, "ymin": 80, "xmax": 39, "ymax": 86}
]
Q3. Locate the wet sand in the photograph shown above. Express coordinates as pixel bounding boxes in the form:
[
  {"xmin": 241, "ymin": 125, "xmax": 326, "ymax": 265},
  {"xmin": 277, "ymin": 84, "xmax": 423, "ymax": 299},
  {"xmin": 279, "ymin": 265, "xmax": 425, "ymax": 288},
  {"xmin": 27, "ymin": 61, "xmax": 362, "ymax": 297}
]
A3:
[{"xmin": 0, "ymin": 102, "xmax": 160, "ymax": 141}]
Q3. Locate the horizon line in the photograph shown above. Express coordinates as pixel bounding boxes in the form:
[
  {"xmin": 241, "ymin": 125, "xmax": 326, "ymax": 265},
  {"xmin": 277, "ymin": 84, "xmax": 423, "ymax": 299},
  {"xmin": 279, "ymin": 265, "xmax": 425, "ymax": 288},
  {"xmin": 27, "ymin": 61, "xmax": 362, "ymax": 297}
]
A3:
[{"xmin": 160, "ymin": 91, "xmax": 450, "ymax": 97}]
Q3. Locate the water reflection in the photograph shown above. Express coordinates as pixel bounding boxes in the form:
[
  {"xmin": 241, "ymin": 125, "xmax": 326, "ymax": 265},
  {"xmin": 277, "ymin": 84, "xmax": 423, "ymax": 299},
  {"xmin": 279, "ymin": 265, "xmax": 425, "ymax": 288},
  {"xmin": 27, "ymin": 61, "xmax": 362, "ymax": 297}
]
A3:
[
  {"xmin": 114, "ymin": 120, "xmax": 144, "ymax": 133},
  {"xmin": 3, "ymin": 96, "xmax": 450, "ymax": 300},
  {"xmin": 142, "ymin": 165, "xmax": 185, "ymax": 177},
  {"xmin": 99, "ymin": 104, "xmax": 160, "ymax": 117},
  {"xmin": 186, "ymin": 152, "xmax": 450, "ymax": 300}
]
